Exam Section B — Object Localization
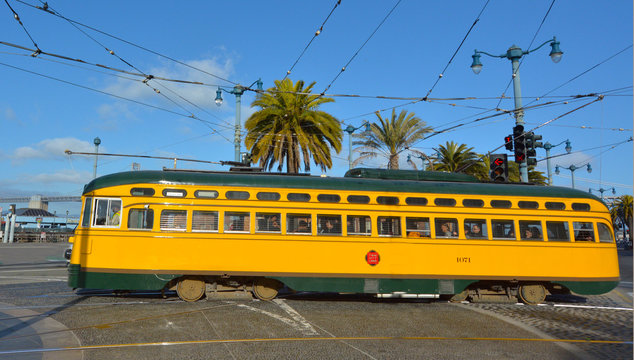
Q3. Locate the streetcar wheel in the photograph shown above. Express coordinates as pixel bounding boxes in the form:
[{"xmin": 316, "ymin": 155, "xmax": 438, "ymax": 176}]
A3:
[
  {"xmin": 450, "ymin": 289, "xmax": 469, "ymax": 302},
  {"xmin": 252, "ymin": 278, "xmax": 280, "ymax": 301},
  {"xmin": 518, "ymin": 284, "xmax": 546, "ymax": 305},
  {"xmin": 177, "ymin": 276, "xmax": 206, "ymax": 302}
]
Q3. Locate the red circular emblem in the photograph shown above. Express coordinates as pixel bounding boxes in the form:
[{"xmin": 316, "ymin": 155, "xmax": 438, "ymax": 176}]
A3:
[{"xmin": 365, "ymin": 250, "xmax": 380, "ymax": 266}]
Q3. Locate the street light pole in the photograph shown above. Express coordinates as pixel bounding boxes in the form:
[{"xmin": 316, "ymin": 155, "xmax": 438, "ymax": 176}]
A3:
[
  {"xmin": 215, "ymin": 79, "xmax": 263, "ymax": 162},
  {"xmin": 543, "ymin": 139, "xmax": 571, "ymax": 185},
  {"xmin": 555, "ymin": 163, "xmax": 591, "ymax": 189},
  {"xmin": 344, "ymin": 122, "xmax": 371, "ymax": 169},
  {"xmin": 471, "ymin": 37, "xmax": 563, "ymax": 183},
  {"xmin": 589, "ymin": 187, "xmax": 616, "ymax": 200},
  {"xmin": 93, "ymin": 137, "xmax": 101, "ymax": 179}
]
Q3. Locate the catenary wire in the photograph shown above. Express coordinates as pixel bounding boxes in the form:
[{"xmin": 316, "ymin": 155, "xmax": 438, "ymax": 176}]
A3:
[
  {"xmin": 14, "ymin": 0, "xmax": 237, "ymax": 85},
  {"xmin": 283, "ymin": 0, "xmax": 342, "ymax": 80},
  {"xmin": 321, "ymin": 0, "xmax": 402, "ymax": 95}
]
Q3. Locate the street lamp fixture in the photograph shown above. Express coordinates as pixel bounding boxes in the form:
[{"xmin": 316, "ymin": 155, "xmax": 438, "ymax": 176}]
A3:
[
  {"xmin": 344, "ymin": 122, "xmax": 371, "ymax": 169},
  {"xmin": 543, "ymin": 139, "xmax": 572, "ymax": 185},
  {"xmin": 554, "ymin": 162, "xmax": 591, "ymax": 189},
  {"xmin": 589, "ymin": 187, "xmax": 616, "ymax": 200},
  {"xmin": 215, "ymin": 79, "xmax": 264, "ymax": 162},
  {"xmin": 93, "ymin": 137, "xmax": 101, "ymax": 179},
  {"xmin": 470, "ymin": 36, "xmax": 563, "ymax": 183}
]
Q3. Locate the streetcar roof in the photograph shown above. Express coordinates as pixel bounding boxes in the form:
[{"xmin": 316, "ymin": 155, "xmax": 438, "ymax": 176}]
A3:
[{"xmin": 82, "ymin": 169, "xmax": 602, "ymax": 202}]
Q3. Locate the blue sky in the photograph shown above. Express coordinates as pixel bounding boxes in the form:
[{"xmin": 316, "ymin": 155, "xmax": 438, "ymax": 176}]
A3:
[{"xmin": 0, "ymin": 0, "xmax": 632, "ymax": 215}]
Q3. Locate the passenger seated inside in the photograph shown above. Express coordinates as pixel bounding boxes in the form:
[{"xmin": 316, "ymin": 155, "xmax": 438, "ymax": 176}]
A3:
[
  {"xmin": 436, "ymin": 222, "xmax": 458, "ymax": 237},
  {"xmin": 522, "ymin": 226, "xmax": 542, "ymax": 240},
  {"xmin": 468, "ymin": 224, "xmax": 484, "ymax": 238},
  {"xmin": 576, "ymin": 230, "xmax": 594, "ymax": 241}
]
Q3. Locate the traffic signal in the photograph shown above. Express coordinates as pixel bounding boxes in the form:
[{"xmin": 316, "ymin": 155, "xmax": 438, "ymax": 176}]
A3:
[
  {"xmin": 512, "ymin": 125, "xmax": 526, "ymax": 164},
  {"xmin": 504, "ymin": 134, "xmax": 513, "ymax": 151},
  {"xmin": 524, "ymin": 132, "xmax": 543, "ymax": 166},
  {"xmin": 489, "ymin": 154, "xmax": 508, "ymax": 182}
]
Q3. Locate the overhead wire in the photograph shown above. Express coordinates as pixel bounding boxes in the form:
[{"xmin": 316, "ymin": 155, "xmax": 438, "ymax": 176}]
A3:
[
  {"xmin": 0, "ymin": 61, "xmax": 234, "ymax": 140},
  {"xmin": 14, "ymin": 0, "xmax": 237, "ymax": 85},
  {"xmin": 526, "ymin": 44, "xmax": 634, "ymax": 104},
  {"xmin": 422, "ymin": 0, "xmax": 490, "ymax": 100},
  {"xmin": 3, "ymin": 0, "xmax": 40, "ymax": 51},
  {"xmin": 283, "ymin": 0, "xmax": 342, "ymax": 80},
  {"xmin": 493, "ymin": 0, "xmax": 556, "ymax": 110},
  {"xmin": 320, "ymin": 0, "xmax": 402, "ymax": 95}
]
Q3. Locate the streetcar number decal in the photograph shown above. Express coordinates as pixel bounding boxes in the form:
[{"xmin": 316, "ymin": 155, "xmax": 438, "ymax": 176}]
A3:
[{"xmin": 366, "ymin": 250, "xmax": 380, "ymax": 266}]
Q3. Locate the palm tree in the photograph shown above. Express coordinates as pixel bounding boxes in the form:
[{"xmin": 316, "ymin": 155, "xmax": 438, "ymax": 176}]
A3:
[
  {"xmin": 611, "ymin": 195, "xmax": 633, "ymax": 241},
  {"xmin": 244, "ymin": 79, "xmax": 342, "ymax": 173},
  {"xmin": 507, "ymin": 162, "xmax": 547, "ymax": 185},
  {"xmin": 433, "ymin": 141, "xmax": 487, "ymax": 179},
  {"xmin": 353, "ymin": 109, "xmax": 432, "ymax": 169}
]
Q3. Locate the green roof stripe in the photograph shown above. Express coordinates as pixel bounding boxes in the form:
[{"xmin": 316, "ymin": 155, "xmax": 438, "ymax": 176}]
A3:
[{"xmin": 83, "ymin": 169, "xmax": 603, "ymax": 203}]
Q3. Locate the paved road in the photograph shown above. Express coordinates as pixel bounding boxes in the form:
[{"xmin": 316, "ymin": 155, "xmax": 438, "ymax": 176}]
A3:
[{"xmin": 0, "ymin": 244, "xmax": 631, "ymax": 359}]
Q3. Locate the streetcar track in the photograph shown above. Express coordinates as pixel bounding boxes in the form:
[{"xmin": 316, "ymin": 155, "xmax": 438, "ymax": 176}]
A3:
[{"xmin": 0, "ymin": 335, "xmax": 631, "ymax": 356}]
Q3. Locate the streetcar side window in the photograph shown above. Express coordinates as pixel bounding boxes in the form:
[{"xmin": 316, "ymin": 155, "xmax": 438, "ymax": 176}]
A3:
[
  {"xmin": 192, "ymin": 211, "xmax": 219, "ymax": 232},
  {"xmin": 347, "ymin": 195, "xmax": 370, "ymax": 204},
  {"xmin": 519, "ymin": 221, "xmax": 543, "ymax": 241},
  {"xmin": 573, "ymin": 222, "xmax": 595, "ymax": 242},
  {"xmin": 377, "ymin": 196, "xmax": 399, "ymax": 205},
  {"xmin": 491, "ymin": 220, "xmax": 515, "ymax": 240},
  {"xmin": 128, "ymin": 208, "xmax": 154, "ymax": 230},
  {"xmin": 160, "ymin": 210, "xmax": 187, "ymax": 231},
  {"xmin": 347, "ymin": 215, "xmax": 371, "ymax": 236},
  {"xmin": 406, "ymin": 217, "xmax": 430, "ymax": 238},
  {"xmin": 546, "ymin": 221, "xmax": 570, "ymax": 242},
  {"xmin": 597, "ymin": 223, "xmax": 614, "ymax": 243},
  {"xmin": 464, "ymin": 219, "xmax": 487, "ymax": 239},
  {"xmin": 81, "ymin": 197, "xmax": 92, "ymax": 227},
  {"xmin": 256, "ymin": 213, "xmax": 281, "ymax": 233},
  {"xmin": 224, "ymin": 212, "xmax": 250, "ymax": 232},
  {"xmin": 93, "ymin": 198, "xmax": 122, "ymax": 227},
  {"xmin": 317, "ymin": 194, "xmax": 341, "ymax": 203},
  {"xmin": 491, "ymin": 200, "xmax": 512, "ymax": 209},
  {"xmin": 377, "ymin": 216, "xmax": 401, "ymax": 236},
  {"xmin": 287, "ymin": 214, "xmax": 311, "ymax": 234},
  {"xmin": 435, "ymin": 218, "xmax": 459, "ymax": 238},
  {"xmin": 317, "ymin": 215, "xmax": 342, "ymax": 235}
]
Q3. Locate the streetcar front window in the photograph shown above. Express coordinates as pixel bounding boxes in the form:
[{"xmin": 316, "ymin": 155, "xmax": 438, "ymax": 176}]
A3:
[
  {"xmin": 92, "ymin": 198, "xmax": 122, "ymax": 227},
  {"xmin": 81, "ymin": 197, "xmax": 92, "ymax": 227}
]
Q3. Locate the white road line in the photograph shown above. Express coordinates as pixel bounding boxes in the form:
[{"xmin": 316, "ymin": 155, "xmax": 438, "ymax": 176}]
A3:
[
  {"xmin": 551, "ymin": 304, "xmax": 632, "ymax": 311},
  {"xmin": 0, "ymin": 275, "xmax": 66, "ymax": 282},
  {"xmin": 0, "ymin": 268, "xmax": 67, "ymax": 273},
  {"xmin": 272, "ymin": 299, "xmax": 318, "ymax": 335},
  {"xmin": 235, "ymin": 301, "xmax": 318, "ymax": 336}
]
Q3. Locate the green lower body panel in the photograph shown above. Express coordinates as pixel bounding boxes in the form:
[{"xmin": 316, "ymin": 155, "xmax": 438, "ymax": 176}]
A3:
[
  {"xmin": 68, "ymin": 265, "xmax": 180, "ymax": 291},
  {"xmin": 273, "ymin": 276, "xmax": 476, "ymax": 295},
  {"xmin": 556, "ymin": 280, "xmax": 619, "ymax": 295}
]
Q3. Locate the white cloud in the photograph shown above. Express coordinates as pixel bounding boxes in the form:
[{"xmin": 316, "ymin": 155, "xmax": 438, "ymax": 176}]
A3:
[
  {"xmin": 26, "ymin": 169, "xmax": 91, "ymax": 185},
  {"xmin": 102, "ymin": 57, "xmax": 235, "ymax": 110},
  {"xmin": 10, "ymin": 137, "xmax": 99, "ymax": 162},
  {"xmin": 3, "ymin": 107, "xmax": 16, "ymax": 120}
]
